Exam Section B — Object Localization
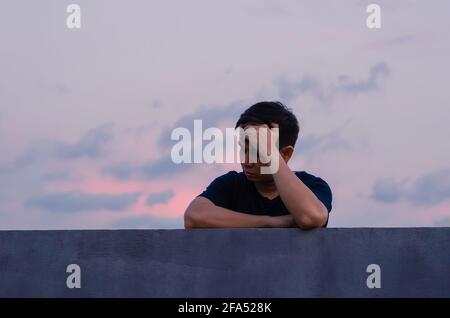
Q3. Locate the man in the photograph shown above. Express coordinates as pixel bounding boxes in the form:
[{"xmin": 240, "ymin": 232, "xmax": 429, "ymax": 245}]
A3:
[{"xmin": 184, "ymin": 101, "xmax": 332, "ymax": 229}]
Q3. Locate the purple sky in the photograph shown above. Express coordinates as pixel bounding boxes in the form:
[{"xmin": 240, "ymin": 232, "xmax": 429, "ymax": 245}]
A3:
[{"xmin": 1, "ymin": 0, "xmax": 450, "ymax": 229}]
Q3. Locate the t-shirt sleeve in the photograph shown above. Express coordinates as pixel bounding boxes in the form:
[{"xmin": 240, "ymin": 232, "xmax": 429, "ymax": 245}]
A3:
[
  {"xmin": 309, "ymin": 176, "xmax": 333, "ymax": 213},
  {"xmin": 198, "ymin": 172, "xmax": 235, "ymax": 208},
  {"xmin": 297, "ymin": 174, "xmax": 333, "ymax": 212},
  {"xmin": 301, "ymin": 174, "xmax": 332, "ymax": 228}
]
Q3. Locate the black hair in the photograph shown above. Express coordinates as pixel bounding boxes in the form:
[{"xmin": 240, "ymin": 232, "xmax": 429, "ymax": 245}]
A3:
[{"xmin": 235, "ymin": 101, "xmax": 300, "ymax": 148}]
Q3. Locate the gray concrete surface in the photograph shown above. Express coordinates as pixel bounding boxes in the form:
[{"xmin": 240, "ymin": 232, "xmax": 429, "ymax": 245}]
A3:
[{"xmin": 0, "ymin": 228, "xmax": 449, "ymax": 297}]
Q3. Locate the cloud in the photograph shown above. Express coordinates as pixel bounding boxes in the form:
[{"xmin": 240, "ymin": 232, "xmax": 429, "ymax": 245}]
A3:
[
  {"xmin": 243, "ymin": 2, "xmax": 291, "ymax": 18},
  {"xmin": 299, "ymin": 124, "xmax": 353, "ymax": 157},
  {"xmin": 433, "ymin": 217, "xmax": 450, "ymax": 227},
  {"xmin": 14, "ymin": 148, "xmax": 41, "ymax": 167},
  {"xmin": 103, "ymin": 154, "xmax": 188, "ymax": 180},
  {"xmin": 140, "ymin": 156, "xmax": 189, "ymax": 179},
  {"xmin": 110, "ymin": 214, "xmax": 183, "ymax": 229},
  {"xmin": 25, "ymin": 191, "xmax": 140, "ymax": 213},
  {"xmin": 103, "ymin": 162, "xmax": 135, "ymax": 180},
  {"xmin": 105, "ymin": 65, "xmax": 389, "ymax": 182},
  {"xmin": 371, "ymin": 178, "xmax": 403, "ymax": 203},
  {"xmin": 277, "ymin": 62, "xmax": 391, "ymax": 104},
  {"xmin": 278, "ymin": 76, "xmax": 327, "ymax": 103},
  {"xmin": 158, "ymin": 101, "xmax": 243, "ymax": 149},
  {"xmin": 104, "ymin": 99, "xmax": 355, "ymax": 181},
  {"xmin": 375, "ymin": 34, "xmax": 419, "ymax": 48},
  {"xmin": 56, "ymin": 123, "xmax": 114, "ymax": 159},
  {"xmin": 0, "ymin": 166, "xmax": 8, "ymax": 175},
  {"xmin": 406, "ymin": 169, "xmax": 450, "ymax": 205},
  {"xmin": 55, "ymin": 83, "xmax": 71, "ymax": 95},
  {"xmin": 337, "ymin": 63, "xmax": 390, "ymax": 93},
  {"xmin": 105, "ymin": 101, "xmax": 245, "ymax": 180},
  {"xmin": 371, "ymin": 168, "xmax": 450, "ymax": 206},
  {"xmin": 0, "ymin": 141, "xmax": 52, "ymax": 174},
  {"xmin": 5, "ymin": 124, "xmax": 115, "ymax": 172},
  {"xmin": 12, "ymin": 140, "xmax": 55, "ymax": 168},
  {"xmin": 149, "ymin": 99, "xmax": 163, "ymax": 109},
  {"xmin": 40, "ymin": 171, "xmax": 70, "ymax": 182},
  {"xmin": 146, "ymin": 190, "xmax": 175, "ymax": 207},
  {"xmin": 105, "ymin": 67, "xmax": 382, "ymax": 182}
]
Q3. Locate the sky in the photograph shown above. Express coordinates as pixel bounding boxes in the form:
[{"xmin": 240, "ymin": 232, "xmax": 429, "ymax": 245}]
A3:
[{"xmin": 1, "ymin": 0, "xmax": 450, "ymax": 229}]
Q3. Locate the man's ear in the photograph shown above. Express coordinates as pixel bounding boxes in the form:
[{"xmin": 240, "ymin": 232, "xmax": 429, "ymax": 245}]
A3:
[{"xmin": 279, "ymin": 146, "xmax": 294, "ymax": 162}]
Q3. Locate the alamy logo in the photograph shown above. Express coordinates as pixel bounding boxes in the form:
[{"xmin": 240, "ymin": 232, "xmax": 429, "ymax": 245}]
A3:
[
  {"xmin": 366, "ymin": 4, "xmax": 381, "ymax": 29},
  {"xmin": 366, "ymin": 264, "xmax": 381, "ymax": 289},
  {"xmin": 66, "ymin": 264, "xmax": 81, "ymax": 289},
  {"xmin": 170, "ymin": 120, "xmax": 280, "ymax": 174},
  {"xmin": 66, "ymin": 4, "xmax": 81, "ymax": 29}
]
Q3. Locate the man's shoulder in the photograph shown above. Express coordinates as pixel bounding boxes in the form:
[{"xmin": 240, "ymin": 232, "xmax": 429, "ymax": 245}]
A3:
[
  {"xmin": 294, "ymin": 171, "xmax": 330, "ymax": 186},
  {"xmin": 200, "ymin": 171, "xmax": 246, "ymax": 198},
  {"xmin": 294, "ymin": 170, "xmax": 318, "ymax": 180},
  {"xmin": 295, "ymin": 171, "xmax": 333, "ymax": 214},
  {"xmin": 207, "ymin": 170, "xmax": 246, "ymax": 186},
  {"xmin": 216, "ymin": 170, "xmax": 245, "ymax": 182}
]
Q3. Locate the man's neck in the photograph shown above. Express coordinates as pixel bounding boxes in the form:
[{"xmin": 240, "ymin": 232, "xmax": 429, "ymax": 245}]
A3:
[{"xmin": 254, "ymin": 180, "xmax": 279, "ymax": 199}]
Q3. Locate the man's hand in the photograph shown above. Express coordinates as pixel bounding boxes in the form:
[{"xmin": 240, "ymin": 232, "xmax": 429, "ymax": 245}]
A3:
[
  {"xmin": 269, "ymin": 214, "xmax": 297, "ymax": 228},
  {"xmin": 238, "ymin": 123, "xmax": 280, "ymax": 174}
]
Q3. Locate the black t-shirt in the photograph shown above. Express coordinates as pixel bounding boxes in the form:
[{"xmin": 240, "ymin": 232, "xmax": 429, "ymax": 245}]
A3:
[{"xmin": 199, "ymin": 170, "xmax": 332, "ymax": 226}]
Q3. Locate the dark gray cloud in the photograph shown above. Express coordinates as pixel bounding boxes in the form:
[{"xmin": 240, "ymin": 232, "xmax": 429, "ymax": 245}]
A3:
[
  {"xmin": 103, "ymin": 162, "xmax": 135, "ymax": 180},
  {"xmin": 6, "ymin": 124, "xmax": 114, "ymax": 172},
  {"xmin": 278, "ymin": 62, "xmax": 391, "ymax": 104},
  {"xmin": 0, "ymin": 165, "xmax": 8, "ymax": 175},
  {"xmin": 337, "ymin": 63, "xmax": 390, "ymax": 93},
  {"xmin": 56, "ymin": 123, "xmax": 114, "ymax": 159},
  {"xmin": 433, "ymin": 217, "xmax": 450, "ymax": 227},
  {"xmin": 14, "ymin": 148, "xmax": 41, "ymax": 167},
  {"xmin": 55, "ymin": 83, "xmax": 71, "ymax": 95},
  {"xmin": 105, "ymin": 99, "xmax": 356, "ymax": 180},
  {"xmin": 406, "ymin": 169, "xmax": 450, "ymax": 205},
  {"xmin": 12, "ymin": 140, "xmax": 54, "ymax": 168},
  {"xmin": 0, "ymin": 142, "xmax": 51, "ymax": 174},
  {"xmin": 299, "ymin": 125, "xmax": 352, "ymax": 157},
  {"xmin": 103, "ymin": 154, "xmax": 188, "ymax": 180},
  {"xmin": 26, "ymin": 191, "xmax": 140, "ymax": 213},
  {"xmin": 40, "ymin": 171, "xmax": 70, "ymax": 182},
  {"xmin": 158, "ymin": 101, "xmax": 243, "ymax": 149},
  {"xmin": 279, "ymin": 76, "xmax": 327, "ymax": 103},
  {"xmin": 105, "ymin": 65, "xmax": 381, "ymax": 182},
  {"xmin": 149, "ymin": 99, "xmax": 163, "ymax": 109},
  {"xmin": 371, "ymin": 168, "xmax": 450, "ymax": 206},
  {"xmin": 110, "ymin": 214, "xmax": 183, "ymax": 229},
  {"xmin": 140, "ymin": 155, "xmax": 189, "ymax": 179},
  {"xmin": 379, "ymin": 34, "xmax": 419, "ymax": 47},
  {"xmin": 105, "ymin": 101, "xmax": 246, "ymax": 180},
  {"xmin": 243, "ymin": 2, "xmax": 291, "ymax": 18},
  {"xmin": 146, "ymin": 190, "xmax": 174, "ymax": 207},
  {"xmin": 371, "ymin": 178, "xmax": 403, "ymax": 203}
]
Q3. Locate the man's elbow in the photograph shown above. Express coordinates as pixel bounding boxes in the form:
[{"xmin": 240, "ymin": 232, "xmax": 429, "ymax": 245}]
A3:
[
  {"xmin": 184, "ymin": 212, "xmax": 193, "ymax": 229},
  {"xmin": 184, "ymin": 204, "xmax": 205, "ymax": 229},
  {"xmin": 184, "ymin": 209, "xmax": 196, "ymax": 229},
  {"xmin": 294, "ymin": 206, "xmax": 328, "ymax": 230}
]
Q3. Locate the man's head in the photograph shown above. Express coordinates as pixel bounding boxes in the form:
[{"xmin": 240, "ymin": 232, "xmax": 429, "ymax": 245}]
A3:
[{"xmin": 235, "ymin": 101, "xmax": 300, "ymax": 182}]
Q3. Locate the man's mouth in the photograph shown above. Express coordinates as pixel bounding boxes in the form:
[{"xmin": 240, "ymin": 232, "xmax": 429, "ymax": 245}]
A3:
[{"xmin": 244, "ymin": 170, "xmax": 257, "ymax": 177}]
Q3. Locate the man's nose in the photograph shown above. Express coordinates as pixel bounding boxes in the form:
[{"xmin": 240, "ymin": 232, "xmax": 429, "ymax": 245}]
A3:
[{"xmin": 243, "ymin": 162, "xmax": 255, "ymax": 168}]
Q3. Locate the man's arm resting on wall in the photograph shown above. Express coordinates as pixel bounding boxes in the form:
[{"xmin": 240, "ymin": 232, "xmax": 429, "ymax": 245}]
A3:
[
  {"xmin": 273, "ymin": 155, "xmax": 329, "ymax": 229},
  {"xmin": 184, "ymin": 196, "xmax": 295, "ymax": 229}
]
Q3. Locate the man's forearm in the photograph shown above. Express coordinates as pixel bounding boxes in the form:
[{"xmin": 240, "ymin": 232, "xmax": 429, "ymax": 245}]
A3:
[
  {"xmin": 185, "ymin": 205, "xmax": 269, "ymax": 228},
  {"xmin": 272, "ymin": 154, "xmax": 328, "ymax": 229},
  {"xmin": 184, "ymin": 198, "xmax": 294, "ymax": 228}
]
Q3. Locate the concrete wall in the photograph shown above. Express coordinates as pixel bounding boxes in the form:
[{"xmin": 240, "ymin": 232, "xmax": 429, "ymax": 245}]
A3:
[{"xmin": 0, "ymin": 228, "xmax": 449, "ymax": 297}]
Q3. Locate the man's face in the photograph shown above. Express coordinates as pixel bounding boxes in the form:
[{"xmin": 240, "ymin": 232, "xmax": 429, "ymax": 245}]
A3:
[{"xmin": 240, "ymin": 123, "xmax": 276, "ymax": 183}]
